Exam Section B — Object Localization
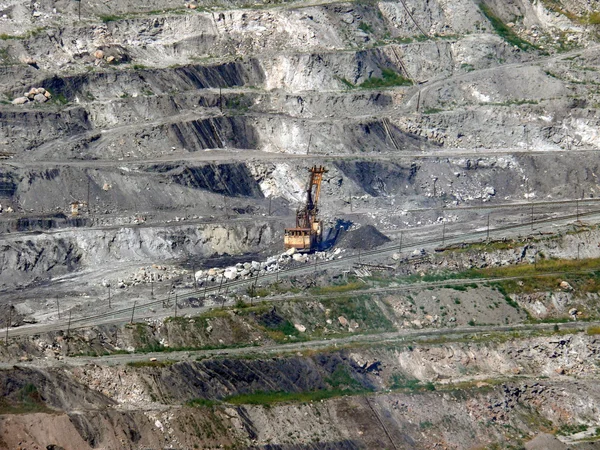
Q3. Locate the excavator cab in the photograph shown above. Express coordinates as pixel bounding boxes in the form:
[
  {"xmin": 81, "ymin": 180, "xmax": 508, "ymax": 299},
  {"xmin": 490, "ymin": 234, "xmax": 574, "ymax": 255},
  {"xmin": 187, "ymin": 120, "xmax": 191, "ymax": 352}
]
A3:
[{"xmin": 284, "ymin": 166, "xmax": 328, "ymax": 252}]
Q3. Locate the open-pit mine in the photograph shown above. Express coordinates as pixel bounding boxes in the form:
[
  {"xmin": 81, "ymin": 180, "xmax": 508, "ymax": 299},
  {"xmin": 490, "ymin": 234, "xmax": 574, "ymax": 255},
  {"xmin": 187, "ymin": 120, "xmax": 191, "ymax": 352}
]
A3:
[{"xmin": 1, "ymin": 0, "xmax": 600, "ymax": 448}]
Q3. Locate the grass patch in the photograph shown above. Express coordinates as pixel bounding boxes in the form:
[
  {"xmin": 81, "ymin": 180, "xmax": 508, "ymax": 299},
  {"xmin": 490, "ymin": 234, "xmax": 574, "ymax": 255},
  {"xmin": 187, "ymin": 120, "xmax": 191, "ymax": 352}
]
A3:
[
  {"xmin": 337, "ymin": 76, "xmax": 355, "ymax": 89},
  {"xmin": 477, "ymin": 257, "xmax": 600, "ymax": 295},
  {"xmin": 223, "ymin": 387, "xmax": 369, "ymax": 405},
  {"xmin": 0, "ymin": 33, "xmax": 24, "ymax": 40},
  {"xmin": 478, "ymin": 3, "xmax": 538, "ymax": 51},
  {"xmin": 390, "ymin": 373, "xmax": 435, "ymax": 391},
  {"xmin": 359, "ymin": 68, "xmax": 413, "ymax": 89},
  {"xmin": 358, "ymin": 22, "xmax": 373, "ymax": 33},
  {"xmin": 556, "ymin": 423, "xmax": 588, "ymax": 436},
  {"xmin": 310, "ymin": 280, "xmax": 367, "ymax": 295},
  {"xmin": 586, "ymin": 326, "xmax": 600, "ymax": 335},
  {"xmin": 99, "ymin": 14, "xmax": 122, "ymax": 23},
  {"xmin": 325, "ymin": 365, "xmax": 363, "ymax": 390},
  {"xmin": 0, "ymin": 384, "xmax": 54, "ymax": 415}
]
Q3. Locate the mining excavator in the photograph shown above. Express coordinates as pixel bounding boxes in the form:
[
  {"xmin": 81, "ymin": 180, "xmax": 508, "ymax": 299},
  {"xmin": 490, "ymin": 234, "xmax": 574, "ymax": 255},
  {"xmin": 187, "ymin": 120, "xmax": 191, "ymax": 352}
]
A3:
[{"xmin": 284, "ymin": 165, "xmax": 328, "ymax": 252}]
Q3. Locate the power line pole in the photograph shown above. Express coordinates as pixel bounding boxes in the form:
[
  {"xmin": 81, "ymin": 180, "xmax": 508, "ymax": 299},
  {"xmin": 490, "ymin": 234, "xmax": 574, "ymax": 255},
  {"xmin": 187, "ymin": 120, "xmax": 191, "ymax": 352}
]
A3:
[
  {"xmin": 56, "ymin": 298, "xmax": 60, "ymax": 320},
  {"xmin": 130, "ymin": 301, "xmax": 136, "ymax": 324},
  {"xmin": 108, "ymin": 285, "xmax": 111, "ymax": 308},
  {"xmin": 399, "ymin": 232, "xmax": 403, "ymax": 253},
  {"xmin": 174, "ymin": 293, "xmax": 177, "ymax": 318},
  {"xmin": 486, "ymin": 214, "xmax": 490, "ymax": 241},
  {"xmin": 5, "ymin": 305, "xmax": 10, "ymax": 345},
  {"xmin": 66, "ymin": 311, "xmax": 72, "ymax": 339}
]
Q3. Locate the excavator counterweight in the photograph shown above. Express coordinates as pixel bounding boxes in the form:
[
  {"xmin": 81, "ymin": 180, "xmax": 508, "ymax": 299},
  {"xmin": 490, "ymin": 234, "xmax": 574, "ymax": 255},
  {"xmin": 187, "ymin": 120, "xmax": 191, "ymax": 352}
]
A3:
[{"xmin": 284, "ymin": 166, "xmax": 328, "ymax": 252}]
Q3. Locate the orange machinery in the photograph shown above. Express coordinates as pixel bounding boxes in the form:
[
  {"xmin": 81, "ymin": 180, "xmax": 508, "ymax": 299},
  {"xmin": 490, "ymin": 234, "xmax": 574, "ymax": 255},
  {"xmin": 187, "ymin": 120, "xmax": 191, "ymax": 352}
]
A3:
[{"xmin": 284, "ymin": 166, "xmax": 328, "ymax": 252}]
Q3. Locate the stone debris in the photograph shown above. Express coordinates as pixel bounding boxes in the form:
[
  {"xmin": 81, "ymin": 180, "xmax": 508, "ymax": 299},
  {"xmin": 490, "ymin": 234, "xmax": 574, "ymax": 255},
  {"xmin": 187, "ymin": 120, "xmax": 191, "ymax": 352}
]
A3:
[{"xmin": 12, "ymin": 87, "xmax": 52, "ymax": 105}]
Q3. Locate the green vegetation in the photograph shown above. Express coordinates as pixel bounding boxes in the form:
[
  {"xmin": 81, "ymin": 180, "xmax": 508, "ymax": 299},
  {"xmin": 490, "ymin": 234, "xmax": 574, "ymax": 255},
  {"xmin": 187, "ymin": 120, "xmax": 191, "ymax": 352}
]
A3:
[
  {"xmin": 223, "ymin": 387, "xmax": 369, "ymax": 405},
  {"xmin": 389, "ymin": 373, "xmax": 435, "ymax": 391},
  {"xmin": 589, "ymin": 12, "xmax": 600, "ymax": 25},
  {"xmin": 586, "ymin": 326, "xmax": 600, "ymax": 336},
  {"xmin": 490, "ymin": 99, "xmax": 539, "ymax": 106},
  {"xmin": 99, "ymin": 14, "xmax": 122, "ymax": 23},
  {"xmin": 325, "ymin": 365, "xmax": 363, "ymax": 390},
  {"xmin": 0, "ymin": 33, "xmax": 24, "ymax": 40},
  {"xmin": 478, "ymin": 3, "xmax": 538, "ymax": 51},
  {"xmin": 310, "ymin": 281, "xmax": 367, "ymax": 295},
  {"xmin": 0, "ymin": 384, "xmax": 53, "ymax": 415},
  {"xmin": 477, "ymin": 257, "xmax": 600, "ymax": 295},
  {"xmin": 337, "ymin": 76, "xmax": 356, "ymax": 89},
  {"xmin": 359, "ymin": 68, "xmax": 413, "ymax": 89},
  {"xmin": 358, "ymin": 22, "xmax": 373, "ymax": 33},
  {"xmin": 556, "ymin": 423, "xmax": 588, "ymax": 436}
]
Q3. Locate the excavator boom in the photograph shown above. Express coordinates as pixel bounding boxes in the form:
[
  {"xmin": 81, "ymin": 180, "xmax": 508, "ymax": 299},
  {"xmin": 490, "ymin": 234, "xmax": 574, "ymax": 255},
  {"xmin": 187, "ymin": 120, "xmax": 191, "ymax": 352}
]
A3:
[{"xmin": 284, "ymin": 166, "xmax": 328, "ymax": 251}]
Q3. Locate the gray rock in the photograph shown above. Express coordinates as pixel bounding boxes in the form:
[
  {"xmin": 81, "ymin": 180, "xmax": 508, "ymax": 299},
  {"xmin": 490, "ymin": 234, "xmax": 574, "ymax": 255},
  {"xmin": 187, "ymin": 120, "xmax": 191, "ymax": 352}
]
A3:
[{"xmin": 34, "ymin": 93, "xmax": 48, "ymax": 103}]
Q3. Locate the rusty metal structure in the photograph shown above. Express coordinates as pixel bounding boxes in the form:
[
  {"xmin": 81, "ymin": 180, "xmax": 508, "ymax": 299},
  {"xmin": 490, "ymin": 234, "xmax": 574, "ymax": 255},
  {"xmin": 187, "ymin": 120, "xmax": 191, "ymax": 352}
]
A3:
[{"xmin": 284, "ymin": 166, "xmax": 328, "ymax": 252}]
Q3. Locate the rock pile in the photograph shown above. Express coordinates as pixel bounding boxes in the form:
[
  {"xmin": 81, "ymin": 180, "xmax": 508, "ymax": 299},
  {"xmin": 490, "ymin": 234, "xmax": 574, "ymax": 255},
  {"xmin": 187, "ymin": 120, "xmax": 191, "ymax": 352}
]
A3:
[
  {"xmin": 12, "ymin": 87, "xmax": 52, "ymax": 105},
  {"xmin": 113, "ymin": 265, "xmax": 187, "ymax": 289}
]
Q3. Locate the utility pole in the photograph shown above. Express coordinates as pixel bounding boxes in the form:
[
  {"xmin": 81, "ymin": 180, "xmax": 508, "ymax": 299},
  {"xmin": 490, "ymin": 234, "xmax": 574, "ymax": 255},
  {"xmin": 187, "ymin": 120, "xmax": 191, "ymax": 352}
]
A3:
[
  {"xmin": 203, "ymin": 275, "xmax": 209, "ymax": 299},
  {"xmin": 174, "ymin": 293, "xmax": 177, "ymax": 318},
  {"xmin": 268, "ymin": 196, "xmax": 272, "ymax": 216},
  {"xmin": 399, "ymin": 232, "xmax": 403, "ymax": 254},
  {"xmin": 56, "ymin": 298, "xmax": 60, "ymax": 320},
  {"xmin": 576, "ymin": 200, "xmax": 579, "ymax": 221},
  {"xmin": 130, "ymin": 301, "xmax": 136, "ymax": 324},
  {"xmin": 5, "ymin": 305, "xmax": 10, "ymax": 345},
  {"xmin": 108, "ymin": 285, "xmax": 111, "ymax": 308},
  {"xmin": 486, "ymin": 214, "xmax": 490, "ymax": 241},
  {"xmin": 219, "ymin": 87, "xmax": 222, "ymax": 112},
  {"xmin": 306, "ymin": 134, "xmax": 312, "ymax": 155},
  {"xmin": 66, "ymin": 311, "xmax": 72, "ymax": 339},
  {"xmin": 349, "ymin": 195, "xmax": 353, "ymax": 212},
  {"xmin": 192, "ymin": 264, "xmax": 198, "ymax": 290},
  {"xmin": 87, "ymin": 179, "xmax": 91, "ymax": 214}
]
